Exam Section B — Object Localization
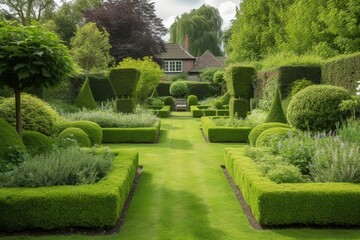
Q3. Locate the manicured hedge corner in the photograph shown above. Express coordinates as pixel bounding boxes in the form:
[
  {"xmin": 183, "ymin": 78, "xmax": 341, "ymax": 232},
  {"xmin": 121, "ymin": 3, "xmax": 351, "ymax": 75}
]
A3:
[
  {"xmin": 224, "ymin": 148, "xmax": 360, "ymax": 226},
  {"xmin": 0, "ymin": 149, "xmax": 138, "ymax": 231},
  {"xmin": 190, "ymin": 106, "xmax": 229, "ymax": 118},
  {"xmin": 102, "ymin": 121, "xmax": 161, "ymax": 143},
  {"xmin": 201, "ymin": 117, "xmax": 252, "ymax": 142},
  {"xmin": 152, "ymin": 106, "xmax": 171, "ymax": 118}
]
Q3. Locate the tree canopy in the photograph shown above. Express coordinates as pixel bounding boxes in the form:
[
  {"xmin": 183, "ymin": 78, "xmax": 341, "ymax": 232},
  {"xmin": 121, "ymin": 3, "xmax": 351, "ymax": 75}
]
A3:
[
  {"xmin": 84, "ymin": 0, "xmax": 167, "ymax": 62},
  {"xmin": 170, "ymin": 4, "xmax": 223, "ymax": 57},
  {"xmin": 227, "ymin": 0, "xmax": 360, "ymax": 62},
  {"xmin": 70, "ymin": 22, "xmax": 112, "ymax": 74}
]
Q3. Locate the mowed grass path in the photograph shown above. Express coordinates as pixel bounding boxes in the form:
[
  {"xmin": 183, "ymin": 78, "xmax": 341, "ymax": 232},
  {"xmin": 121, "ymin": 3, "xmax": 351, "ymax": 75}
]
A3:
[{"xmin": 4, "ymin": 112, "xmax": 360, "ymax": 240}]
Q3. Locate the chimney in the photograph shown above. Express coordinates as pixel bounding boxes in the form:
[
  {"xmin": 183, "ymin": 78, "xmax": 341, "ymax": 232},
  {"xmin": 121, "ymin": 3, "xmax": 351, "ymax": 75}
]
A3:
[{"xmin": 184, "ymin": 34, "xmax": 189, "ymax": 51}]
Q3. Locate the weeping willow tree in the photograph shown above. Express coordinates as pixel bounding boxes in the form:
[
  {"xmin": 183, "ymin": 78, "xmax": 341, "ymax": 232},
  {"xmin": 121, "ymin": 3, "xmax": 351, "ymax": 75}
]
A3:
[{"xmin": 170, "ymin": 4, "xmax": 223, "ymax": 57}]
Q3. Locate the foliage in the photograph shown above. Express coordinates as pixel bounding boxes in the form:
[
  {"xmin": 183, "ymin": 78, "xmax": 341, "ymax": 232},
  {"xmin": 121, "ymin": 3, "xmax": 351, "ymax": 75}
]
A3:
[
  {"xmin": 290, "ymin": 79, "xmax": 313, "ymax": 98},
  {"xmin": 65, "ymin": 108, "xmax": 159, "ymax": 128},
  {"xmin": 1, "ymin": 147, "xmax": 113, "ymax": 187},
  {"xmin": 212, "ymin": 117, "xmax": 258, "ymax": 128},
  {"xmin": 199, "ymin": 67, "xmax": 219, "ymax": 82},
  {"xmin": 0, "ymin": 22, "xmax": 76, "ymax": 135},
  {"xmin": 338, "ymin": 119, "xmax": 360, "ymax": 146},
  {"xmin": 169, "ymin": 72, "xmax": 188, "ymax": 82},
  {"xmin": 0, "ymin": 94, "xmax": 59, "ymax": 136},
  {"xmin": 170, "ymin": 4, "xmax": 223, "ymax": 57},
  {"xmin": 84, "ymin": 0, "xmax": 167, "ymax": 62},
  {"xmin": 248, "ymin": 122, "xmax": 291, "ymax": 147},
  {"xmin": 58, "ymin": 127, "xmax": 91, "ymax": 147},
  {"xmin": 255, "ymin": 127, "xmax": 297, "ymax": 148},
  {"xmin": 260, "ymin": 52, "xmax": 324, "ymax": 70},
  {"xmin": 287, "ymin": 85, "xmax": 351, "ymax": 131},
  {"xmin": 22, "ymin": 131, "xmax": 51, "ymax": 156},
  {"xmin": 224, "ymin": 64, "xmax": 255, "ymax": 99},
  {"xmin": 74, "ymin": 78, "xmax": 97, "ymax": 109},
  {"xmin": 0, "ymin": 0, "xmax": 55, "ymax": 25},
  {"xmin": 70, "ymin": 22, "xmax": 112, "ymax": 73},
  {"xmin": 0, "ymin": 118, "xmax": 25, "ymax": 172},
  {"xmin": 246, "ymin": 109, "xmax": 268, "ymax": 126},
  {"xmin": 264, "ymin": 89, "xmax": 287, "ymax": 123},
  {"xmin": 162, "ymin": 96, "xmax": 176, "ymax": 111},
  {"xmin": 170, "ymin": 81, "xmax": 188, "ymax": 97},
  {"xmin": 229, "ymin": 99, "xmax": 249, "ymax": 119},
  {"xmin": 118, "ymin": 57, "xmax": 163, "ymax": 101}
]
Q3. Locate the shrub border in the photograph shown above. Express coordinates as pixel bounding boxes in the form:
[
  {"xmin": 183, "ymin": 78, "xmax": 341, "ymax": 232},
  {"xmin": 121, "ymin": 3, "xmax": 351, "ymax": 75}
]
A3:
[
  {"xmin": 224, "ymin": 148, "xmax": 360, "ymax": 226},
  {"xmin": 190, "ymin": 105, "xmax": 229, "ymax": 118},
  {"xmin": 102, "ymin": 121, "xmax": 161, "ymax": 143},
  {"xmin": 0, "ymin": 149, "xmax": 138, "ymax": 231},
  {"xmin": 201, "ymin": 117, "xmax": 252, "ymax": 143}
]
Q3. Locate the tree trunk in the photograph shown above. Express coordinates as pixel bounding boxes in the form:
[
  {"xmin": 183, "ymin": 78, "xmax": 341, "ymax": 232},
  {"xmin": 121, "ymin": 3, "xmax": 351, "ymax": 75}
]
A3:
[{"xmin": 15, "ymin": 89, "xmax": 22, "ymax": 138}]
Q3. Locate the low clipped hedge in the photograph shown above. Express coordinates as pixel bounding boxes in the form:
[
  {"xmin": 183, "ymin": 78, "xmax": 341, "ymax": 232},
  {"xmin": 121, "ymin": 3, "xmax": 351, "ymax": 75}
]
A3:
[
  {"xmin": 56, "ymin": 120, "xmax": 102, "ymax": 146},
  {"xmin": 0, "ymin": 149, "xmax": 138, "ymax": 231},
  {"xmin": 152, "ymin": 106, "xmax": 171, "ymax": 118},
  {"xmin": 201, "ymin": 117, "xmax": 252, "ymax": 143},
  {"xmin": 102, "ymin": 121, "xmax": 161, "ymax": 143},
  {"xmin": 224, "ymin": 148, "xmax": 360, "ymax": 226},
  {"xmin": 248, "ymin": 122, "xmax": 291, "ymax": 147},
  {"xmin": 190, "ymin": 106, "xmax": 229, "ymax": 118}
]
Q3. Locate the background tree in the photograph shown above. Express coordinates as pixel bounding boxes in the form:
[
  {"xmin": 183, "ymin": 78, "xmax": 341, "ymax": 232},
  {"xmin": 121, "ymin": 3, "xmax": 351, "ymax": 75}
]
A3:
[
  {"xmin": 0, "ymin": 22, "xmax": 76, "ymax": 136},
  {"xmin": 0, "ymin": 0, "xmax": 55, "ymax": 25},
  {"xmin": 70, "ymin": 22, "xmax": 112, "ymax": 74},
  {"xmin": 84, "ymin": 0, "xmax": 167, "ymax": 62},
  {"xmin": 170, "ymin": 4, "xmax": 223, "ymax": 57},
  {"xmin": 118, "ymin": 56, "xmax": 163, "ymax": 102}
]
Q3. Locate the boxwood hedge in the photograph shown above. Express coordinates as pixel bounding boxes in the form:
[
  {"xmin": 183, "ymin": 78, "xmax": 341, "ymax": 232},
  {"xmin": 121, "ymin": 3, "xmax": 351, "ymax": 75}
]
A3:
[
  {"xmin": 0, "ymin": 149, "xmax": 138, "ymax": 231},
  {"xmin": 225, "ymin": 148, "xmax": 360, "ymax": 226}
]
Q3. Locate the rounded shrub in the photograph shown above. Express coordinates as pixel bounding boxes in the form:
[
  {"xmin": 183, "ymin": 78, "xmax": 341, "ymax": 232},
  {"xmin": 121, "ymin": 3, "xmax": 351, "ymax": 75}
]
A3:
[
  {"xmin": 163, "ymin": 96, "xmax": 176, "ymax": 111},
  {"xmin": 170, "ymin": 81, "xmax": 188, "ymax": 97},
  {"xmin": 287, "ymin": 85, "xmax": 351, "ymax": 132},
  {"xmin": 248, "ymin": 122, "xmax": 291, "ymax": 147},
  {"xmin": 56, "ymin": 121, "xmax": 102, "ymax": 146},
  {"xmin": 187, "ymin": 95, "xmax": 198, "ymax": 107},
  {"xmin": 22, "ymin": 131, "xmax": 51, "ymax": 155},
  {"xmin": 0, "ymin": 94, "xmax": 59, "ymax": 136},
  {"xmin": 0, "ymin": 118, "xmax": 25, "ymax": 161},
  {"xmin": 58, "ymin": 127, "xmax": 91, "ymax": 147},
  {"xmin": 256, "ymin": 127, "xmax": 297, "ymax": 147},
  {"xmin": 290, "ymin": 79, "xmax": 313, "ymax": 98}
]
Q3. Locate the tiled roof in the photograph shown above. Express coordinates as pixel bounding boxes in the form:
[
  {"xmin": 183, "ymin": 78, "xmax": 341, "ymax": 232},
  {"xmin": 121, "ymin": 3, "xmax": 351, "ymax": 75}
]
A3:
[
  {"xmin": 157, "ymin": 43, "xmax": 195, "ymax": 60},
  {"xmin": 190, "ymin": 50, "xmax": 225, "ymax": 73},
  {"xmin": 216, "ymin": 56, "xmax": 227, "ymax": 64}
]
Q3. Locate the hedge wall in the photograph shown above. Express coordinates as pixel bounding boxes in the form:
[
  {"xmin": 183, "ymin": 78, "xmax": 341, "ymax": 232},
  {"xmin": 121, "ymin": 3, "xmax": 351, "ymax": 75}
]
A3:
[
  {"xmin": 109, "ymin": 68, "xmax": 140, "ymax": 98},
  {"xmin": 156, "ymin": 81, "xmax": 220, "ymax": 100},
  {"xmin": 0, "ymin": 149, "xmax": 138, "ymax": 231},
  {"xmin": 201, "ymin": 117, "xmax": 252, "ymax": 142},
  {"xmin": 255, "ymin": 66, "xmax": 321, "ymax": 99},
  {"xmin": 190, "ymin": 106, "xmax": 229, "ymax": 118},
  {"xmin": 322, "ymin": 53, "xmax": 360, "ymax": 95},
  {"xmin": 102, "ymin": 121, "xmax": 160, "ymax": 143},
  {"xmin": 225, "ymin": 148, "xmax": 360, "ymax": 226}
]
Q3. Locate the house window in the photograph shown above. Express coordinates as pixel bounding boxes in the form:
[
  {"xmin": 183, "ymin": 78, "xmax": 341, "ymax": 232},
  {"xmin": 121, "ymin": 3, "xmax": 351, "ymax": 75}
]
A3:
[{"xmin": 163, "ymin": 60, "xmax": 183, "ymax": 72}]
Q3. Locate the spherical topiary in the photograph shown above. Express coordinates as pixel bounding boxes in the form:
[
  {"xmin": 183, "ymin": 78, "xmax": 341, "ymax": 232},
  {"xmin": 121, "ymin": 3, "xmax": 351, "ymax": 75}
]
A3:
[
  {"xmin": 248, "ymin": 122, "xmax": 291, "ymax": 147},
  {"xmin": 256, "ymin": 127, "xmax": 297, "ymax": 147},
  {"xmin": 0, "ymin": 93, "xmax": 59, "ymax": 136},
  {"xmin": 56, "ymin": 120, "xmax": 102, "ymax": 145},
  {"xmin": 58, "ymin": 127, "xmax": 91, "ymax": 147},
  {"xmin": 22, "ymin": 131, "xmax": 51, "ymax": 155},
  {"xmin": 163, "ymin": 96, "xmax": 176, "ymax": 111},
  {"xmin": 287, "ymin": 85, "xmax": 351, "ymax": 132},
  {"xmin": 290, "ymin": 79, "xmax": 313, "ymax": 98},
  {"xmin": 264, "ymin": 89, "xmax": 287, "ymax": 124},
  {"xmin": 0, "ymin": 118, "xmax": 25, "ymax": 161},
  {"xmin": 187, "ymin": 95, "xmax": 198, "ymax": 107},
  {"xmin": 170, "ymin": 81, "xmax": 188, "ymax": 97}
]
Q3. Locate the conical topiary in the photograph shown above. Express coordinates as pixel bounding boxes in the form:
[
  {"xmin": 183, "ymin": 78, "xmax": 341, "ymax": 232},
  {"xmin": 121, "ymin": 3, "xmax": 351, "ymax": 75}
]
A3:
[
  {"xmin": 264, "ymin": 89, "xmax": 287, "ymax": 123},
  {"xmin": 74, "ymin": 78, "xmax": 97, "ymax": 109}
]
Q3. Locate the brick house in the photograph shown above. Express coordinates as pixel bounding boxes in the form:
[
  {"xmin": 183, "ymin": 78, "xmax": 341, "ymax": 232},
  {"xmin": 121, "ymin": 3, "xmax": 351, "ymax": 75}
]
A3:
[{"xmin": 157, "ymin": 35, "xmax": 225, "ymax": 80}]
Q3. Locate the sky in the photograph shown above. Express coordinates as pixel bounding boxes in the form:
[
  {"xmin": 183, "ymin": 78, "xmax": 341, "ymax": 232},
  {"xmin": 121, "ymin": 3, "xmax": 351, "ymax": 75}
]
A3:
[{"xmin": 154, "ymin": 0, "xmax": 241, "ymax": 41}]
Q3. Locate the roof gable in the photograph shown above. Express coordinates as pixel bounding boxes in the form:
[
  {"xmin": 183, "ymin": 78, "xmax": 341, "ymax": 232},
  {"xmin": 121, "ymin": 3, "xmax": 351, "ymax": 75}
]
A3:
[
  {"xmin": 157, "ymin": 43, "xmax": 195, "ymax": 60},
  {"xmin": 190, "ymin": 50, "xmax": 224, "ymax": 73}
]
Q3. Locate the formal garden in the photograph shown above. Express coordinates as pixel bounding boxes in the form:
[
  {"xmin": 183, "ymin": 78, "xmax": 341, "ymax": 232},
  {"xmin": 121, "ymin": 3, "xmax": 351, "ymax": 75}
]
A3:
[{"xmin": 1, "ymin": 0, "xmax": 360, "ymax": 239}]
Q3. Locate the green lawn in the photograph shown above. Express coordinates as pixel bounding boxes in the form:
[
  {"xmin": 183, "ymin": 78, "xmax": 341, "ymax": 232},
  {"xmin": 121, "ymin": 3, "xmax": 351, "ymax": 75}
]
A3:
[{"xmin": 4, "ymin": 112, "xmax": 360, "ymax": 240}]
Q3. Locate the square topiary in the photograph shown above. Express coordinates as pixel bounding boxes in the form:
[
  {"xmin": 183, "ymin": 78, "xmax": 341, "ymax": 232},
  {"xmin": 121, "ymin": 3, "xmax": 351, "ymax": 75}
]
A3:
[
  {"xmin": 116, "ymin": 98, "xmax": 135, "ymax": 113},
  {"xmin": 109, "ymin": 68, "xmax": 140, "ymax": 98},
  {"xmin": 229, "ymin": 98, "xmax": 249, "ymax": 119},
  {"xmin": 225, "ymin": 65, "xmax": 255, "ymax": 99}
]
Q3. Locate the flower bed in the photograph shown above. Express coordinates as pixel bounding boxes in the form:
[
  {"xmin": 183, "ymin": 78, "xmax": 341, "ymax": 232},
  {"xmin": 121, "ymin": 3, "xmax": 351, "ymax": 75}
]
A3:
[
  {"xmin": 224, "ymin": 148, "xmax": 360, "ymax": 226},
  {"xmin": 0, "ymin": 149, "xmax": 138, "ymax": 231}
]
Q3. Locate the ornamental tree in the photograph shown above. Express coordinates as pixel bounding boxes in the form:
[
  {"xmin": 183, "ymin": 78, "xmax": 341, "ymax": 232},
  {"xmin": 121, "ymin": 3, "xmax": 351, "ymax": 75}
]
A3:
[{"xmin": 0, "ymin": 22, "xmax": 76, "ymax": 136}]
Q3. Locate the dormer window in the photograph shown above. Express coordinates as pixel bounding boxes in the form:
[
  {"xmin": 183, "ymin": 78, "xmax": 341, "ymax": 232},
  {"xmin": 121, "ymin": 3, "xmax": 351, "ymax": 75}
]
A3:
[{"xmin": 163, "ymin": 60, "xmax": 183, "ymax": 73}]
